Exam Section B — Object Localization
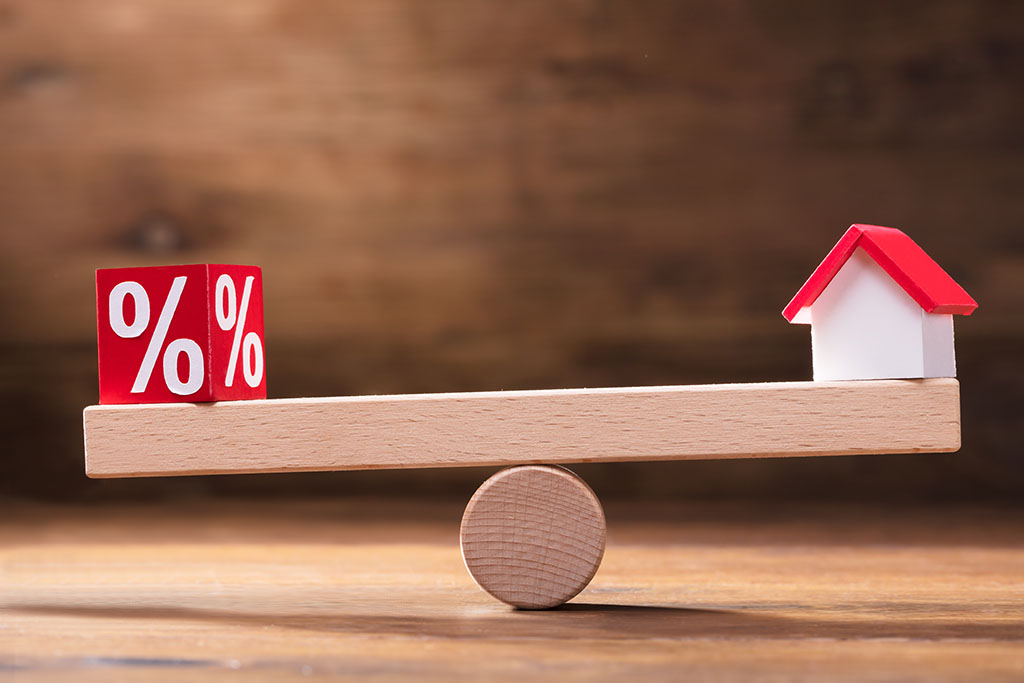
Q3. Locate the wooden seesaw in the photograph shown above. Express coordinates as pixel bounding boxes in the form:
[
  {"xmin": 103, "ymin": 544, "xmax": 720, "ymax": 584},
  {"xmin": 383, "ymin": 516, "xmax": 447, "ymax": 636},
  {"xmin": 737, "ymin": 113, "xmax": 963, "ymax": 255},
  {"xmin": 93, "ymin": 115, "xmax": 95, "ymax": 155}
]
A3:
[{"xmin": 82, "ymin": 225, "xmax": 977, "ymax": 609}]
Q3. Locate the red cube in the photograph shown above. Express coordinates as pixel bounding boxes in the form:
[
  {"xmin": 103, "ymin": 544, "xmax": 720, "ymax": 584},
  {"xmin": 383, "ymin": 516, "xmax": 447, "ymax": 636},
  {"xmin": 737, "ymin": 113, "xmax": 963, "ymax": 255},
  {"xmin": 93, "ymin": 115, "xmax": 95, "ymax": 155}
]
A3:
[{"xmin": 96, "ymin": 264, "xmax": 266, "ymax": 404}]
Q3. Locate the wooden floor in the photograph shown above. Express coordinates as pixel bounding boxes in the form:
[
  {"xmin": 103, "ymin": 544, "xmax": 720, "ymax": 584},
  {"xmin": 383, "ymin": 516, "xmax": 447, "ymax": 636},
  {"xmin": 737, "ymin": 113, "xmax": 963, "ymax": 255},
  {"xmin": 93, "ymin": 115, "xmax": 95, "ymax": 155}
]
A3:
[{"xmin": 2, "ymin": 499, "xmax": 1023, "ymax": 681}]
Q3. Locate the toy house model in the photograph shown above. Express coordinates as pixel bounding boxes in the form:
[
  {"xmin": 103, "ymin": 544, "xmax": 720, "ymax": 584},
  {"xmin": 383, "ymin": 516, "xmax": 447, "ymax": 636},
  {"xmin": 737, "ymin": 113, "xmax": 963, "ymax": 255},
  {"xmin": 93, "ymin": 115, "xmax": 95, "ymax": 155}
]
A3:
[{"xmin": 783, "ymin": 225, "xmax": 977, "ymax": 381}]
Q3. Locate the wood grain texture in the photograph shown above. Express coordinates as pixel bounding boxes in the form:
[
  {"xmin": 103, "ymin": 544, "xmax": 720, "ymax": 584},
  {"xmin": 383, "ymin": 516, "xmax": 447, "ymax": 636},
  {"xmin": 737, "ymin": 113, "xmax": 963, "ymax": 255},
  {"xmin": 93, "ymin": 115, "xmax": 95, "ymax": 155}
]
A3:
[
  {"xmin": 2, "ymin": 500, "xmax": 1023, "ymax": 681},
  {"xmin": 83, "ymin": 378, "xmax": 961, "ymax": 478},
  {"xmin": 461, "ymin": 465, "xmax": 606, "ymax": 609},
  {"xmin": 2, "ymin": 0, "xmax": 1021, "ymax": 500}
]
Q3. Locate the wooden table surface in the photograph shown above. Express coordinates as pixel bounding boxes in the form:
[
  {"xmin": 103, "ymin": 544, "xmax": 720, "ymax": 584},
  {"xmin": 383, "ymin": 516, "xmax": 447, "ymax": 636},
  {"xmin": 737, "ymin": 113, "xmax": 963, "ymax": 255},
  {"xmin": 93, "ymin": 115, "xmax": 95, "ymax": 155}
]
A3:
[{"xmin": 2, "ymin": 499, "xmax": 1023, "ymax": 681}]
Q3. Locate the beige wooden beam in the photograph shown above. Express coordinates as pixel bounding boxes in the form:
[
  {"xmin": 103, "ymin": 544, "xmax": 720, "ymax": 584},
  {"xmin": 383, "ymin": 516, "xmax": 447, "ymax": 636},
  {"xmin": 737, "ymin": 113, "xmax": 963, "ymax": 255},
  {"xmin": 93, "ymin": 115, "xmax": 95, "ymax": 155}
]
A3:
[{"xmin": 83, "ymin": 379, "xmax": 960, "ymax": 478}]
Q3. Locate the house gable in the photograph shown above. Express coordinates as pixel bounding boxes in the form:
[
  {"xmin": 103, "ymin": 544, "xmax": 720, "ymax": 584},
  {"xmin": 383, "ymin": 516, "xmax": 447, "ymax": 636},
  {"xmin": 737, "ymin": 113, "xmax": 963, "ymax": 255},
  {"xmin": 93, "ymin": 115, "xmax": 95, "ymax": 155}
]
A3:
[{"xmin": 810, "ymin": 248, "xmax": 929, "ymax": 381}]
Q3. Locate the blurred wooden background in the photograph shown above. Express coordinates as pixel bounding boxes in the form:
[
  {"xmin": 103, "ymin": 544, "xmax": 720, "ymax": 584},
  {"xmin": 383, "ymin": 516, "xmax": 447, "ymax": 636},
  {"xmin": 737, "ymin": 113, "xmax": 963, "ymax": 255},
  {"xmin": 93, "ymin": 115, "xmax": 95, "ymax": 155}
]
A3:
[{"xmin": 1, "ymin": 0, "xmax": 1021, "ymax": 502}]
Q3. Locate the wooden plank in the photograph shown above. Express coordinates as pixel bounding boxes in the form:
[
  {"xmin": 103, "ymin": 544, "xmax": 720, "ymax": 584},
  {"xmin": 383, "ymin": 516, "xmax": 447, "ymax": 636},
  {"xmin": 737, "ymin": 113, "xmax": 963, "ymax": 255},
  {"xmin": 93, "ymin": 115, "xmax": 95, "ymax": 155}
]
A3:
[{"xmin": 83, "ymin": 378, "xmax": 960, "ymax": 478}]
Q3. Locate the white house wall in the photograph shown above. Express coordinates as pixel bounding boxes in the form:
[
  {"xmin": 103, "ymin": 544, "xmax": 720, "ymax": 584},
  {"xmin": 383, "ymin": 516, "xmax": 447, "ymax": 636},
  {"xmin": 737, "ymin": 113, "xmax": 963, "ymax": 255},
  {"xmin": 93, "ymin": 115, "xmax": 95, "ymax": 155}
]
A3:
[
  {"xmin": 922, "ymin": 312, "xmax": 956, "ymax": 377},
  {"xmin": 810, "ymin": 248, "xmax": 925, "ymax": 380}
]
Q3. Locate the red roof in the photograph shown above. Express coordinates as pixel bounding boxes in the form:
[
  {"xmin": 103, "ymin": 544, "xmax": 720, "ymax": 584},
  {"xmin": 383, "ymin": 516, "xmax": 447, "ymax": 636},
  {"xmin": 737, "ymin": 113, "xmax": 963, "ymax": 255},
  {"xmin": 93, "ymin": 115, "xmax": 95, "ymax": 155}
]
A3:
[{"xmin": 782, "ymin": 224, "xmax": 978, "ymax": 322}]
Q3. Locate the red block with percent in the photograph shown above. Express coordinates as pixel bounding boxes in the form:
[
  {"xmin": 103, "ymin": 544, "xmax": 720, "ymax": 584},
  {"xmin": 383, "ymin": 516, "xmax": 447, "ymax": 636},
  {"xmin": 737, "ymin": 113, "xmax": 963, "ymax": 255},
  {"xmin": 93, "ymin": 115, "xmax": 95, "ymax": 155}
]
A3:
[{"xmin": 96, "ymin": 264, "xmax": 266, "ymax": 404}]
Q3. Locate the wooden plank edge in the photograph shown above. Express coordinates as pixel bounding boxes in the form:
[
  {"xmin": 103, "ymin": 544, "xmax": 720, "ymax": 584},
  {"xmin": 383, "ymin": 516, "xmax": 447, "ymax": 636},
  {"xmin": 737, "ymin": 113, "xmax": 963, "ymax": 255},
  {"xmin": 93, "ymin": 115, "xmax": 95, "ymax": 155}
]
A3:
[{"xmin": 83, "ymin": 378, "xmax": 961, "ymax": 478}]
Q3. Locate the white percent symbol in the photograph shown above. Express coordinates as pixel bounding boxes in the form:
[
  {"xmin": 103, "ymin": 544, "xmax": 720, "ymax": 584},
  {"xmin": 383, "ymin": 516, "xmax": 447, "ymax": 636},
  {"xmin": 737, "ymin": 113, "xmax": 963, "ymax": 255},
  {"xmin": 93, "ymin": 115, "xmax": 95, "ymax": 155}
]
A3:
[
  {"xmin": 215, "ymin": 274, "xmax": 264, "ymax": 388},
  {"xmin": 108, "ymin": 277, "xmax": 205, "ymax": 395}
]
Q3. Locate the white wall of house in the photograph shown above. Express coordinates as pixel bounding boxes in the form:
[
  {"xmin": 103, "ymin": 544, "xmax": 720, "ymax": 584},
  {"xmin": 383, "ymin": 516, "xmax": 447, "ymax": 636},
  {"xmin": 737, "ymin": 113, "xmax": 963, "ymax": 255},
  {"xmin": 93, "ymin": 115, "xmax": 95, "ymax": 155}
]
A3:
[
  {"xmin": 807, "ymin": 248, "xmax": 956, "ymax": 380},
  {"xmin": 922, "ymin": 312, "xmax": 956, "ymax": 377}
]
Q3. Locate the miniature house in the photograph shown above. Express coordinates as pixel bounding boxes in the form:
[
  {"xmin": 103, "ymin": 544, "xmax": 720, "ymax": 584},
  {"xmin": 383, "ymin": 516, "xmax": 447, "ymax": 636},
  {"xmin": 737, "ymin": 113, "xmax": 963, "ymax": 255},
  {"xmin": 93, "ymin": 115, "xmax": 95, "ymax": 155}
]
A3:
[{"xmin": 783, "ymin": 225, "xmax": 977, "ymax": 381}]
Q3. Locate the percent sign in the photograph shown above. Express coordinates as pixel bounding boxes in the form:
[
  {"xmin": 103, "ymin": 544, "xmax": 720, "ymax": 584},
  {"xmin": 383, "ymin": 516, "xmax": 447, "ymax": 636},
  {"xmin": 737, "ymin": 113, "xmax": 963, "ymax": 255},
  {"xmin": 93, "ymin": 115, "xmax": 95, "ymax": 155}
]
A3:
[
  {"xmin": 108, "ymin": 275, "xmax": 264, "ymax": 396},
  {"xmin": 214, "ymin": 273, "xmax": 264, "ymax": 388}
]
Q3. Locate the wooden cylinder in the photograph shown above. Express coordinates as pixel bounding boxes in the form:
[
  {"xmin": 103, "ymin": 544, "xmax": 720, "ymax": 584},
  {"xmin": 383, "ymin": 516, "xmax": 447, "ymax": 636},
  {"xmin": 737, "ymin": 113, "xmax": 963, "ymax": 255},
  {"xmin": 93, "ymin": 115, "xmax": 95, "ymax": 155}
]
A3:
[{"xmin": 460, "ymin": 465, "xmax": 606, "ymax": 609}]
